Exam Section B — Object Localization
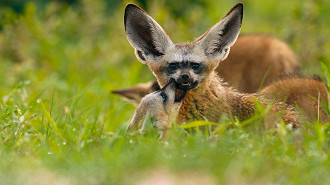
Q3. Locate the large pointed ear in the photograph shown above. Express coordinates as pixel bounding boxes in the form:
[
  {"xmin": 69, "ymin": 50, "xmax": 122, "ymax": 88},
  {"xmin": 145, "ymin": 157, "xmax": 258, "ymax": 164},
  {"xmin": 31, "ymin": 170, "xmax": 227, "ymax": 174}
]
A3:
[
  {"xmin": 112, "ymin": 81, "xmax": 160, "ymax": 104},
  {"xmin": 196, "ymin": 3, "xmax": 243, "ymax": 61},
  {"xmin": 124, "ymin": 4, "xmax": 173, "ymax": 64}
]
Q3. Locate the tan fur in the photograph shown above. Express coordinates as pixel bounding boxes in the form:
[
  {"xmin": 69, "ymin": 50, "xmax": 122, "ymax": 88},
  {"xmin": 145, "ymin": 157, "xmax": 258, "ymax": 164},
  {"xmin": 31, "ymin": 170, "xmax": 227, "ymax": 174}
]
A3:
[
  {"xmin": 129, "ymin": 72, "xmax": 301, "ymax": 137},
  {"xmin": 113, "ymin": 34, "xmax": 299, "ymax": 103},
  {"xmin": 176, "ymin": 71, "xmax": 300, "ymax": 128},
  {"xmin": 219, "ymin": 34, "xmax": 299, "ymax": 93},
  {"xmin": 261, "ymin": 75, "xmax": 329, "ymax": 123}
]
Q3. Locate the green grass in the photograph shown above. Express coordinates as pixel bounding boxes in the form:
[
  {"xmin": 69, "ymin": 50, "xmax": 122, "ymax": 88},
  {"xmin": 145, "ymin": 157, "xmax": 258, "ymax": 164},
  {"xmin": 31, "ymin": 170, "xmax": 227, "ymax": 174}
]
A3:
[{"xmin": 0, "ymin": 0, "xmax": 329, "ymax": 184}]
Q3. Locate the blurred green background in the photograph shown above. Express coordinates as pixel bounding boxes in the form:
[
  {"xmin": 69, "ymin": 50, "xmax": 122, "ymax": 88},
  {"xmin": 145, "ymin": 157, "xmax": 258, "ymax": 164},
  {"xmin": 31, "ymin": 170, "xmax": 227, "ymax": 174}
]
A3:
[
  {"xmin": 0, "ymin": 0, "xmax": 329, "ymax": 90},
  {"xmin": 0, "ymin": 0, "xmax": 329, "ymax": 185}
]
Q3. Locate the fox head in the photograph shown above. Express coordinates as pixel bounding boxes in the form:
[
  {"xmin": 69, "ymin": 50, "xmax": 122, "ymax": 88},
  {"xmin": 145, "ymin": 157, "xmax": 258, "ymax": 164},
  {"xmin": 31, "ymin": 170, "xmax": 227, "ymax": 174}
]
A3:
[
  {"xmin": 127, "ymin": 78, "xmax": 186, "ymax": 138},
  {"xmin": 124, "ymin": 3, "xmax": 243, "ymax": 90}
]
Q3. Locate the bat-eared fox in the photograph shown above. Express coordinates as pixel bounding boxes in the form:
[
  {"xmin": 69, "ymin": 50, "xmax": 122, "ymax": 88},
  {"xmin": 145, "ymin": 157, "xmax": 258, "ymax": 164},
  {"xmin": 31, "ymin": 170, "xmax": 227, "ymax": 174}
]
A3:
[{"xmin": 120, "ymin": 2, "xmax": 328, "ymax": 136}]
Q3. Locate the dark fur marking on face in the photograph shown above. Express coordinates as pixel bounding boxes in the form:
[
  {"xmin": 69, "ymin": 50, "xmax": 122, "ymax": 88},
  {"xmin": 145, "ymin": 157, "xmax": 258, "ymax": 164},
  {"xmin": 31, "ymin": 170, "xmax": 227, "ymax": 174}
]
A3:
[
  {"xmin": 163, "ymin": 62, "xmax": 179, "ymax": 75},
  {"xmin": 160, "ymin": 92, "xmax": 167, "ymax": 102},
  {"xmin": 192, "ymin": 63, "xmax": 206, "ymax": 75},
  {"xmin": 181, "ymin": 61, "xmax": 189, "ymax": 69},
  {"xmin": 162, "ymin": 61, "xmax": 207, "ymax": 76}
]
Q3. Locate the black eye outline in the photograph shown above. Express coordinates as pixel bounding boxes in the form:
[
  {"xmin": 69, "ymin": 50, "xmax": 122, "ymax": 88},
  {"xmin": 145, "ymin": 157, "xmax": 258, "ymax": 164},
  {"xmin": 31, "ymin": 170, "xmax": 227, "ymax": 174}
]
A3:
[
  {"xmin": 160, "ymin": 92, "xmax": 167, "ymax": 102},
  {"xmin": 169, "ymin": 63, "xmax": 179, "ymax": 70},
  {"xmin": 191, "ymin": 63, "xmax": 200, "ymax": 70}
]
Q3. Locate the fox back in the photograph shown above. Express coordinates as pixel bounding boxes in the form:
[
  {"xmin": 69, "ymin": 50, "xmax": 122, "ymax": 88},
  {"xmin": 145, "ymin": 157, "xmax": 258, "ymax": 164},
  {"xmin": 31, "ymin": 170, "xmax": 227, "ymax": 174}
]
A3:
[
  {"xmin": 261, "ymin": 75, "xmax": 329, "ymax": 123},
  {"xmin": 219, "ymin": 34, "xmax": 298, "ymax": 93}
]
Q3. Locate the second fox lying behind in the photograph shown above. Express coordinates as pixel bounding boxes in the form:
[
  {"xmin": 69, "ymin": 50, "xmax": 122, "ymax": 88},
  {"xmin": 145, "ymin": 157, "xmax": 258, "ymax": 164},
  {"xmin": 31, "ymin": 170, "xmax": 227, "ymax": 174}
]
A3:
[{"xmin": 124, "ymin": 3, "xmax": 328, "ymax": 132}]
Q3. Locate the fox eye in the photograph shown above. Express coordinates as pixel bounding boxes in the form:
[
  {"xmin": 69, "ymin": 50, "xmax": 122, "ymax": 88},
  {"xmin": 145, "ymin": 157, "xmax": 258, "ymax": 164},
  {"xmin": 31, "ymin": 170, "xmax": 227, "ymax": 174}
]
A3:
[
  {"xmin": 160, "ymin": 92, "xmax": 167, "ymax": 102},
  {"xmin": 169, "ymin": 63, "xmax": 179, "ymax": 70},
  {"xmin": 191, "ymin": 63, "xmax": 200, "ymax": 70}
]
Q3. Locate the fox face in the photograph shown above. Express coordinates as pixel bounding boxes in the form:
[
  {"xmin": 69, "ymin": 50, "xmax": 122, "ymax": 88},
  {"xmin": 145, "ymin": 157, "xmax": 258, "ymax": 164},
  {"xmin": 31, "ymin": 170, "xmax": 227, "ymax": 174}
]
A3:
[
  {"xmin": 156, "ymin": 45, "xmax": 210, "ymax": 90},
  {"xmin": 127, "ymin": 78, "xmax": 186, "ymax": 138},
  {"xmin": 124, "ymin": 3, "xmax": 243, "ymax": 90}
]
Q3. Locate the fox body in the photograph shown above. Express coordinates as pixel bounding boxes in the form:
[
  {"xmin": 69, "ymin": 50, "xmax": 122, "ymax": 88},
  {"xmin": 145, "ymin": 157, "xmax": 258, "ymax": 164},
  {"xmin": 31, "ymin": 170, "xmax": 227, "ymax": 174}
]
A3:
[
  {"xmin": 175, "ymin": 71, "xmax": 300, "ymax": 128},
  {"xmin": 128, "ymin": 74, "xmax": 300, "ymax": 139},
  {"xmin": 113, "ymin": 34, "xmax": 298, "ymax": 103},
  {"xmin": 124, "ymin": 3, "xmax": 328, "ymax": 128}
]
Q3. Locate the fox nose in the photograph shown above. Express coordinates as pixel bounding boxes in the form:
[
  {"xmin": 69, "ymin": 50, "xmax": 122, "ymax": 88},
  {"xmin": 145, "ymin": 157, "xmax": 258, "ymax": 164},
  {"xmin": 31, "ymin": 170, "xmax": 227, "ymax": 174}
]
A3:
[{"xmin": 181, "ymin": 74, "xmax": 190, "ymax": 81}]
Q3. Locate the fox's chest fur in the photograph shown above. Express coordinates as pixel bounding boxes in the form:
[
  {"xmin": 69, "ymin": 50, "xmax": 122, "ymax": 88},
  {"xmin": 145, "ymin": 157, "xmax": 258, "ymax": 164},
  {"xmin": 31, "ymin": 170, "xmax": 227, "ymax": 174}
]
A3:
[{"xmin": 176, "ymin": 73, "xmax": 256, "ymax": 124}]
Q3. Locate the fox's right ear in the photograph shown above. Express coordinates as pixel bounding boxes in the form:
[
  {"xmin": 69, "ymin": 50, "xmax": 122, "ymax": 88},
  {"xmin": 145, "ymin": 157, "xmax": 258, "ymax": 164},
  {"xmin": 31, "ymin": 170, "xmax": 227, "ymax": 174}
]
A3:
[
  {"xmin": 124, "ymin": 4, "xmax": 173, "ymax": 64},
  {"xmin": 112, "ymin": 81, "xmax": 160, "ymax": 104}
]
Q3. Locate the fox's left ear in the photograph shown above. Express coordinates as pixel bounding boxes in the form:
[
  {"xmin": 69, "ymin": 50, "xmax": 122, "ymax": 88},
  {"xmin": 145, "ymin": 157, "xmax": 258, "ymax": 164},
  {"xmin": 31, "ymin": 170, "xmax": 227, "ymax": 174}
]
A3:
[{"xmin": 196, "ymin": 3, "xmax": 243, "ymax": 61}]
